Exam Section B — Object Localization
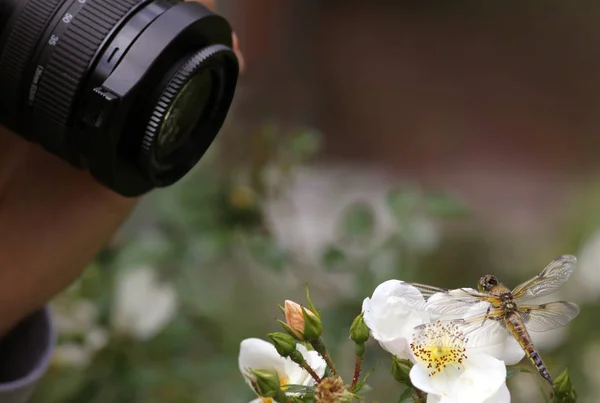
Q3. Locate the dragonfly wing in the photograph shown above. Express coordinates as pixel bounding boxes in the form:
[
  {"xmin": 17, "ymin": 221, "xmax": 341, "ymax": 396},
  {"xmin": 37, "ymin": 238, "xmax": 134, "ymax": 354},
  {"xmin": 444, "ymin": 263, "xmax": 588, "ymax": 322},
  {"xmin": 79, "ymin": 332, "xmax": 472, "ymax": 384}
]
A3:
[
  {"xmin": 511, "ymin": 255, "xmax": 576, "ymax": 301},
  {"xmin": 412, "ymin": 313, "xmax": 509, "ymax": 349},
  {"xmin": 420, "ymin": 287, "xmax": 494, "ymax": 318},
  {"xmin": 519, "ymin": 301, "xmax": 581, "ymax": 332},
  {"xmin": 409, "ymin": 282, "xmax": 450, "ymax": 298}
]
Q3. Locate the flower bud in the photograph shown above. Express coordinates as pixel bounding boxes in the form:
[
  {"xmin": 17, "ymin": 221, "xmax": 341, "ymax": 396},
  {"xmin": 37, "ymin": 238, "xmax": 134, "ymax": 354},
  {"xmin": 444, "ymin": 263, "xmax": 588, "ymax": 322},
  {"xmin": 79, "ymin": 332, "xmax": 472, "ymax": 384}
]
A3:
[
  {"xmin": 249, "ymin": 369, "xmax": 281, "ymax": 398},
  {"xmin": 391, "ymin": 356, "xmax": 413, "ymax": 386},
  {"xmin": 315, "ymin": 376, "xmax": 353, "ymax": 403},
  {"xmin": 349, "ymin": 312, "xmax": 370, "ymax": 344},
  {"xmin": 282, "ymin": 300, "xmax": 322, "ymax": 341},
  {"xmin": 553, "ymin": 368, "xmax": 577, "ymax": 402},
  {"xmin": 267, "ymin": 332, "xmax": 297, "ymax": 357}
]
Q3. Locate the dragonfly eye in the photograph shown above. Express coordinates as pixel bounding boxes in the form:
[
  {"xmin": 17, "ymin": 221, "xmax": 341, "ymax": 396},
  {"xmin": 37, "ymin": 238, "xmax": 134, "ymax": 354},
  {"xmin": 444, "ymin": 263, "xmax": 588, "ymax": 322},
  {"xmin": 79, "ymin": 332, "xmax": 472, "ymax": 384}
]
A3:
[{"xmin": 479, "ymin": 275, "xmax": 498, "ymax": 291}]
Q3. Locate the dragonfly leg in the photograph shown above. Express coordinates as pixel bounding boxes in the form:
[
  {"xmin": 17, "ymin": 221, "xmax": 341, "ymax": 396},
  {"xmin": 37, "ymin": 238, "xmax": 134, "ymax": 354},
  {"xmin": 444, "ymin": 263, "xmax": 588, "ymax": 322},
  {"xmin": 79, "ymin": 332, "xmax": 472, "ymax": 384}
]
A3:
[{"xmin": 480, "ymin": 305, "xmax": 492, "ymax": 328}]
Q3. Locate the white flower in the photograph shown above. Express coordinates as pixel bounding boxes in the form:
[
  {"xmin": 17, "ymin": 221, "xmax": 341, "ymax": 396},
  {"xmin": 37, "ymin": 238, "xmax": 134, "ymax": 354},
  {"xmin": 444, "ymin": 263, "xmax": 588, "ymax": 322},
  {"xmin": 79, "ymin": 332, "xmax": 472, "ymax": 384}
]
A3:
[
  {"xmin": 409, "ymin": 321, "xmax": 510, "ymax": 403},
  {"xmin": 363, "ymin": 280, "xmax": 523, "ymax": 402},
  {"xmin": 85, "ymin": 327, "xmax": 109, "ymax": 352},
  {"xmin": 239, "ymin": 338, "xmax": 326, "ymax": 402},
  {"xmin": 362, "ymin": 280, "xmax": 431, "ymax": 359},
  {"xmin": 52, "ymin": 343, "xmax": 92, "ymax": 369},
  {"xmin": 112, "ymin": 266, "xmax": 178, "ymax": 340},
  {"xmin": 262, "ymin": 165, "xmax": 397, "ymax": 263}
]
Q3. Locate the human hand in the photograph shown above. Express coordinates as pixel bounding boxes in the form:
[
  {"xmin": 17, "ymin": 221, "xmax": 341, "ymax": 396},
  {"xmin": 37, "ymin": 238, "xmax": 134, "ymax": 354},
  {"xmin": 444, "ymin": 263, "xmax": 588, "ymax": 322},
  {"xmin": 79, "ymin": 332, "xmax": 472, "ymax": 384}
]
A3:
[{"xmin": 0, "ymin": 0, "xmax": 243, "ymax": 336}]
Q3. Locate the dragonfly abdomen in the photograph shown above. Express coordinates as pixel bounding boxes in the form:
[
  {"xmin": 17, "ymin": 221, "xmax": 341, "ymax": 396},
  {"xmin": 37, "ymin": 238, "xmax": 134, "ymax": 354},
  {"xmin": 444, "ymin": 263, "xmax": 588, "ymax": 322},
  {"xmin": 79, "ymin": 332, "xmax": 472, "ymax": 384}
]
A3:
[{"xmin": 504, "ymin": 312, "xmax": 554, "ymax": 387}]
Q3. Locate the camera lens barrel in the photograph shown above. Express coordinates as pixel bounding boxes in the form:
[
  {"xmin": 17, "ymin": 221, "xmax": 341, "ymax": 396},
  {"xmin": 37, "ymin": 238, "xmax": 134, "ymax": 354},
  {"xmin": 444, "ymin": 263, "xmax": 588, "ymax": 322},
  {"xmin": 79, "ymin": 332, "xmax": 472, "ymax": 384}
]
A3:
[{"xmin": 0, "ymin": 0, "xmax": 239, "ymax": 196}]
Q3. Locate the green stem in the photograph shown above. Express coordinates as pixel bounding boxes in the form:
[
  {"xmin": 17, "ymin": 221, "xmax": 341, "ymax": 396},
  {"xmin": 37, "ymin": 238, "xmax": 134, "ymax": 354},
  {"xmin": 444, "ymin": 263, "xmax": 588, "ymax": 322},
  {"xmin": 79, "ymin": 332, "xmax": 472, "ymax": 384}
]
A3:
[
  {"xmin": 351, "ymin": 355, "xmax": 363, "ymax": 391},
  {"xmin": 290, "ymin": 350, "xmax": 322, "ymax": 383},
  {"xmin": 311, "ymin": 337, "xmax": 339, "ymax": 378},
  {"xmin": 299, "ymin": 360, "xmax": 322, "ymax": 384}
]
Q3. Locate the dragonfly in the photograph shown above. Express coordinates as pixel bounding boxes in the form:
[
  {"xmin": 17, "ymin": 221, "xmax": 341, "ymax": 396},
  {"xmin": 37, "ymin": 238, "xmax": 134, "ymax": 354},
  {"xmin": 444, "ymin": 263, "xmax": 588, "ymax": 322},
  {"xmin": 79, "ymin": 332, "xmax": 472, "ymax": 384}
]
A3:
[{"xmin": 407, "ymin": 254, "xmax": 580, "ymax": 387}]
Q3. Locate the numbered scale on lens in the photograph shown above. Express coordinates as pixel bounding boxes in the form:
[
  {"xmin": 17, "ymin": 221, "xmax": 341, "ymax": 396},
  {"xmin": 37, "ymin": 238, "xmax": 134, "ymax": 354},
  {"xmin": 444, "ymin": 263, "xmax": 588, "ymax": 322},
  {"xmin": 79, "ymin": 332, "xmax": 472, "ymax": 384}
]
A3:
[{"xmin": 27, "ymin": 0, "xmax": 88, "ymax": 106}]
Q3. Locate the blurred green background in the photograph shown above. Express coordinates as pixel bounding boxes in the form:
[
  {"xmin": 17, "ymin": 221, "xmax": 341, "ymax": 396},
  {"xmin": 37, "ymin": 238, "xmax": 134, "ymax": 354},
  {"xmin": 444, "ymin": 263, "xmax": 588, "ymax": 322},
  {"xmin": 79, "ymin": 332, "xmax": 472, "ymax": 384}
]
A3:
[{"xmin": 31, "ymin": 1, "xmax": 600, "ymax": 402}]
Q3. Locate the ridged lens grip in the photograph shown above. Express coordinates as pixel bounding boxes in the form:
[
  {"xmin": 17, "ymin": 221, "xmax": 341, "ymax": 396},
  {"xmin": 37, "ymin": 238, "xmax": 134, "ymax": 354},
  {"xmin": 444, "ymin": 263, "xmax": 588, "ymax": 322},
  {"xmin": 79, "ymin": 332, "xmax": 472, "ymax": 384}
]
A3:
[
  {"xmin": 33, "ymin": 0, "xmax": 142, "ymax": 158},
  {"xmin": 0, "ymin": 0, "xmax": 62, "ymax": 125}
]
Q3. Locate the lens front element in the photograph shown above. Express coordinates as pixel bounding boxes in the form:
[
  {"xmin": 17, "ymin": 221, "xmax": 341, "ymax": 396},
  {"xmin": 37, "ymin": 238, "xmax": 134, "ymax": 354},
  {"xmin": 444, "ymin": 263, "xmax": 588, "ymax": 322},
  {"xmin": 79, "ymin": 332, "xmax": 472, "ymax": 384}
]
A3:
[
  {"xmin": 140, "ymin": 43, "xmax": 238, "ymax": 187},
  {"xmin": 157, "ymin": 69, "xmax": 213, "ymax": 162}
]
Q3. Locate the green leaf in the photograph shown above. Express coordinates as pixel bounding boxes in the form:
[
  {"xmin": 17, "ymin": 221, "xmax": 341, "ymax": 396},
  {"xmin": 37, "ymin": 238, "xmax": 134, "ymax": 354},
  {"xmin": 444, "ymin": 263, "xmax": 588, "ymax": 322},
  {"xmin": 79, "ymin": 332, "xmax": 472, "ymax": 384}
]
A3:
[
  {"xmin": 321, "ymin": 246, "xmax": 348, "ymax": 271},
  {"xmin": 386, "ymin": 188, "xmax": 419, "ymax": 221},
  {"xmin": 391, "ymin": 356, "xmax": 413, "ymax": 386},
  {"xmin": 283, "ymin": 384, "xmax": 315, "ymax": 396},
  {"xmin": 553, "ymin": 368, "xmax": 577, "ymax": 403},
  {"xmin": 423, "ymin": 192, "xmax": 468, "ymax": 218},
  {"xmin": 398, "ymin": 387, "xmax": 415, "ymax": 403},
  {"xmin": 305, "ymin": 285, "xmax": 319, "ymax": 317},
  {"xmin": 247, "ymin": 234, "xmax": 287, "ymax": 271},
  {"xmin": 341, "ymin": 202, "xmax": 375, "ymax": 240},
  {"xmin": 290, "ymin": 130, "xmax": 322, "ymax": 159}
]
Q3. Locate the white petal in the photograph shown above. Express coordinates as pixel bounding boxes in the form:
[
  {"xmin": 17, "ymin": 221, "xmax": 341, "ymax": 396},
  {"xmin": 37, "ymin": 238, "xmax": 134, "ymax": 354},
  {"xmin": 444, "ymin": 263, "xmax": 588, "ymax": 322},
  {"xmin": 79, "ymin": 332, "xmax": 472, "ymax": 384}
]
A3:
[
  {"xmin": 468, "ymin": 335, "xmax": 524, "ymax": 366},
  {"xmin": 84, "ymin": 327, "xmax": 109, "ymax": 352},
  {"xmin": 239, "ymin": 338, "xmax": 287, "ymax": 385},
  {"xmin": 481, "ymin": 383, "xmax": 510, "ymax": 403},
  {"xmin": 298, "ymin": 344, "xmax": 327, "ymax": 379},
  {"xmin": 131, "ymin": 284, "xmax": 178, "ymax": 340},
  {"xmin": 410, "ymin": 353, "xmax": 507, "ymax": 403},
  {"xmin": 283, "ymin": 358, "xmax": 307, "ymax": 387},
  {"xmin": 448, "ymin": 353, "xmax": 506, "ymax": 403},
  {"xmin": 283, "ymin": 344, "xmax": 326, "ymax": 387},
  {"xmin": 52, "ymin": 343, "xmax": 92, "ymax": 369},
  {"xmin": 427, "ymin": 386, "xmax": 509, "ymax": 403},
  {"xmin": 427, "ymin": 395, "xmax": 469, "ymax": 403},
  {"xmin": 410, "ymin": 362, "xmax": 453, "ymax": 396},
  {"xmin": 427, "ymin": 394, "xmax": 442, "ymax": 403},
  {"xmin": 283, "ymin": 346, "xmax": 310, "ymax": 386},
  {"xmin": 362, "ymin": 280, "xmax": 430, "ymax": 358},
  {"xmin": 112, "ymin": 267, "xmax": 178, "ymax": 340}
]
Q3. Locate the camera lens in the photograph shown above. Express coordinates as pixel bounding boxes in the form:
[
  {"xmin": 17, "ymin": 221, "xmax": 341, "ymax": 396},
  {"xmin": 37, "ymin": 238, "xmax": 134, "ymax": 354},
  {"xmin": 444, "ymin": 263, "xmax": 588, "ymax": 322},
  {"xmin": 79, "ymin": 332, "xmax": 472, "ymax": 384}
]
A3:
[{"xmin": 0, "ymin": 0, "xmax": 239, "ymax": 197}]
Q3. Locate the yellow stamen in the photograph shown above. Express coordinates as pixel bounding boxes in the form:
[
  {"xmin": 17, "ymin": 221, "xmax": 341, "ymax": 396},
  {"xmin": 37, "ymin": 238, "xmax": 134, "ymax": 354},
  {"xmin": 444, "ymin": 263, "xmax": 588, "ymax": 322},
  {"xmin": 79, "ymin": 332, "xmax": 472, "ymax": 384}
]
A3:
[
  {"xmin": 410, "ymin": 321, "xmax": 468, "ymax": 377},
  {"xmin": 279, "ymin": 375, "xmax": 289, "ymax": 390}
]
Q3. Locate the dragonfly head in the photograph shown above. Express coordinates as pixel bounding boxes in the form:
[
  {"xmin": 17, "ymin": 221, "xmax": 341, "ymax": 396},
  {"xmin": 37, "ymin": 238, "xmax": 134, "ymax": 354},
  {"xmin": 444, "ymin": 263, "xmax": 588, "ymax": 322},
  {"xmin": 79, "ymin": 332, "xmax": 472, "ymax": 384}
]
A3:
[{"xmin": 478, "ymin": 274, "xmax": 498, "ymax": 292}]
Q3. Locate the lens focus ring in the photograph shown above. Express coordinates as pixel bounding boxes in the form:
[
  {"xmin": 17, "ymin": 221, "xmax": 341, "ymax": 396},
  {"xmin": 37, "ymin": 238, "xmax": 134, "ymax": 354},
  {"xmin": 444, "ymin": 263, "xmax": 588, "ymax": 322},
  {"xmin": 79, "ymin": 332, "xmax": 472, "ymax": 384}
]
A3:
[
  {"xmin": 0, "ymin": 0, "xmax": 62, "ymax": 122},
  {"xmin": 34, "ymin": 0, "xmax": 140, "ymax": 153}
]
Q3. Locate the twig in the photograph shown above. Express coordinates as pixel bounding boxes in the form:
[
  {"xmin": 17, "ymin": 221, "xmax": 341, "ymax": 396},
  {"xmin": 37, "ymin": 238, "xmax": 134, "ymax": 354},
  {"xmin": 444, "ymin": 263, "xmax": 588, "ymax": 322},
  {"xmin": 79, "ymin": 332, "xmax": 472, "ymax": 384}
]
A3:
[
  {"xmin": 351, "ymin": 355, "xmax": 363, "ymax": 391},
  {"xmin": 311, "ymin": 337, "xmax": 339, "ymax": 377},
  {"xmin": 300, "ymin": 360, "xmax": 322, "ymax": 384}
]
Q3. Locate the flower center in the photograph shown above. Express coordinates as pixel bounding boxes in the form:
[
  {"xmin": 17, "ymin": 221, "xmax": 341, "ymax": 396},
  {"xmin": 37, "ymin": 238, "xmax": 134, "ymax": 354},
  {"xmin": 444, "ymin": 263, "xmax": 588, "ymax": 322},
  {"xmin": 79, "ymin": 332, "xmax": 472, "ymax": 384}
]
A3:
[
  {"xmin": 410, "ymin": 320, "xmax": 468, "ymax": 377},
  {"xmin": 279, "ymin": 375, "xmax": 289, "ymax": 390}
]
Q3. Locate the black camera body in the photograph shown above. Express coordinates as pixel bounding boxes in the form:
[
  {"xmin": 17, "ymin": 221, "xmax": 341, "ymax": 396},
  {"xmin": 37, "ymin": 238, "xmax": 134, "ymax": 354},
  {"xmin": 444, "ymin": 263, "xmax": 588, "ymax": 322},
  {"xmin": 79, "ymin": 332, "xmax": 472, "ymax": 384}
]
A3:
[{"xmin": 0, "ymin": 0, "xmax": 239, "ymax": 196}]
